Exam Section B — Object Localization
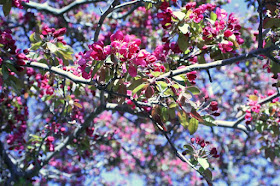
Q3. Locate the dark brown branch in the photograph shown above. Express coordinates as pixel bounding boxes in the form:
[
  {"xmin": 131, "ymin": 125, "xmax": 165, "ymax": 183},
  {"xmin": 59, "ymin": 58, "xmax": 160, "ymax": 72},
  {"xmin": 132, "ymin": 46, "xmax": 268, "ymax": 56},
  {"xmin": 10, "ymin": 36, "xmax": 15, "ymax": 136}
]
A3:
[
  {"xmin": 94, "ymin": 0, "xmax": 120, "ymax": 42},
  {"xmin": 94, "ymin": 0, "xmax": 156, "ymax": 42},
  {"xmin": 257, "ymin": 0, "xmax": 263, "ymax": 49},
  {"xmin": 0, "ymin": 141, "xmax": 23, "ymax": 183}
]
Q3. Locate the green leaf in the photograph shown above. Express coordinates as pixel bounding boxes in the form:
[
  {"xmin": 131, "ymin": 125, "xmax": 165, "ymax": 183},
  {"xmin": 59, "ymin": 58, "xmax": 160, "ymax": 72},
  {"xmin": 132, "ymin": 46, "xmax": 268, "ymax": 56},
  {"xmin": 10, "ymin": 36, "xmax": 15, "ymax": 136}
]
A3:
[
  {"xmin": 74, "ymin": 102, "xmax": 83, "ymax": 109},
  {"xmin": 30, "ymin": 41, "xmax": 42, "ymax": 50},
  {"xmin": 128, "ymin": 78, "xmax": 147, "ymax": 90},
  {"xmin": 161, "ymin": 107, "xmax": 169, "ymax": 122},
  {"xmin": 173, "ymin": 11, "xmax": 185, "ymax": 21},
  {"xmin": 169, "ymin": 102, "xmax": 177, "ymax": 108},
  {"xmin": 91, "ymin": 61, "xmax": 104, "ymax": 77},
  {"xmin": 197, "ymin": 55, "xmax": 206, "ymax": 64},
  {"xmin": 172, "ymin": 75, "xmax": 185, "ymax": 86},
  {"xmin": 55, "ymin": 50, "xmax": 72, "ymax": 66},
  {"xmin": 202, "ymin": 115, "xmax": 216, "ymax": 126},
  {"xmin": 169, "ymin": 108, "xmax": 176, "ymax": 119},
  {"xmin": 2, "ymin": 0, "xmax": 12, "ymax": 16},
  {"xmin": 6, "ymin": 75, "xmax": 23, "ymax": 94},
  {"xmin": 150, "ymin": 71, "xmax": 161, "ymax": 77},
  {"xmin": 4, "ymin": 62, "xmax": 18, "ymax": 74},
  {"xmin": 191, "ymin": 108, "xmax": 204, "ymax": 123},
  {"xmin": 178, "ymin": 33, "xmax": 189, "ymax": 53},
  {"xmin": 156, "ymin": 81, "xmax": 168, "ymax": 91},
  {"xmin": 47, "ymin": 42, "xmax": 58, "ymax": 53},
  {"xmin": 30, "ymin": 33, "xmax": 41, "ymax": 43},
  {"xmin": 271, "ymin": 61, "xmax": 280, "ymax": 75},
  {"xmin": 265, "ymin": 148, "xmax": 275, "ymax": 161},
  {"xmin": 198, "ymin": 158, "xmax": 209, "ymax": 170},
  {"xmin": 38, "ymin": 58, "xmax": 47, "ymax": 64},
  {"xmin": 145, "ymin": 2, "xmax": 153, "ymax": 10},
  {"xmin": 263, "ymin": 18, "xmax": 280, "ymax": 29},
  {"xmin": 178, "ymin": 23, "xmax": 190, "ymax": 34},
  {"xmin": 204, "ymin": 169, "xmax": 213, "ymax": 180},
  {"xmin": 61, "ymin": 45, "xmax": 74, "ymax": 55},
  {"xmin": 132, "ymin": 83, "xmax": 147, "ymax": 96},
  {"xmin": 52, "ymin": 57, "xmax": 59, "ymax": 66},
  {"xmin": 183, "ymin": 144, "xmax": 194, "ymax": 153},
  {"xmin": 2, "ymin": 65, "xmax": 10, "ymax": 80},
  {"xmin": 178, "ymin": 111, "xmax": 189, "ymax": 128},
  {"xmin": 188, "ymin": 118, "xmax": 198, "ymax": 135},
  {"xmin": 186, "ymin": 86, "xmax": 200, "ymax": 95},
  {"xmin": 210, "ymin": 12, "xmax": 217, "ymax": 21}
]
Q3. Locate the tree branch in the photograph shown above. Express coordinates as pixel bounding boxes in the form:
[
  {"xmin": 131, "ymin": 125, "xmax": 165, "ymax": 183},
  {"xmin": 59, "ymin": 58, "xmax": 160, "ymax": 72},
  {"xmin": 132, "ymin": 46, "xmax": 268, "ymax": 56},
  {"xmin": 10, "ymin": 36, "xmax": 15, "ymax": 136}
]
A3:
[
  {"xmin": 257, "ymin": 0, "xmax": 263, "ymax": 49},
  {"xmin": 23, "ymin": 0, "xmax": 102, "ymax": 16},
  {"xmin": 232, "ymin": 92, "xmax": 280, "ymax": 127},
  {"xmin": 156, "ymin": 46, "xmax": 278, "ymax": 81},
  {"xmin": 0, "ymin": 141, "xmax": 23, "ymax": 184},
  {"xmin": 25, "ymin": 105, "xmax": 104, "ymax": 178},
  {"xmin": 94, "ymin": 0, "xmax": 120, "ymax": 42},
  {"xmin": 213, "ymin": 120, "xmax": 249, "ymax": 135},
  {"xmin": 94, "ymin": 0, "xmax": 156, "ymax": 42},
  {"xmin": 25, "ymin": 62, "xmax": 94, "ymax": 85}
]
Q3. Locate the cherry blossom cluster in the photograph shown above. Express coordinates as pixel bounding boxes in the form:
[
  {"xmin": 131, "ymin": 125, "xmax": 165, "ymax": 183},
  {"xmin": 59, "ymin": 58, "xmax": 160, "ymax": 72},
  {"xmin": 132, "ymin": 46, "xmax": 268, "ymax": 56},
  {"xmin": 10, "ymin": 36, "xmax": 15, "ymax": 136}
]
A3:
[
  {"xmin": 1, "ymin": 93, "xmax": 29, "ymax": 151},
  {"xmin": 183, "ymin": 137, "xmax": 219, "ymax": 158},
  {"xmin": 157, "ymin": 1, "xmax": 244, "ymax": 55},
  {"xmin": 0, "ymin": 25, "xmax": 28, "ymax": 69},
  {"xmin": 209, "ymin": 101, "xmax": 220, "ymax": 116},
  {"xmin": 41, "ymin": 25, "xmax": 67, "ymax": 45},
  {"xmin": 12, "ymin": 0, "xmax": 29, "ymax": 9},
  {"xmin": 245, "ymin": 90, "xmax": 280, "ymax": 125},
  {"xmin": 77, "ymin": 30, "xmax": 166, "ymax": 79}
]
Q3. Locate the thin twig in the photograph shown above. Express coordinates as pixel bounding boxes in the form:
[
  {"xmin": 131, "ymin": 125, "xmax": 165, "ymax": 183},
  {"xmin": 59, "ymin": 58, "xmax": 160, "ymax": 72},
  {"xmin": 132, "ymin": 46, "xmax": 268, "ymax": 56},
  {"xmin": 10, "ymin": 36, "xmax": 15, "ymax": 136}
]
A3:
[
  {"xmin": 94, "ymin": 0, "xmax": 120, "ymax": 42},
  {"xmin": 257, "ymin": 0, "xmax": 263, "ymax": 49}
]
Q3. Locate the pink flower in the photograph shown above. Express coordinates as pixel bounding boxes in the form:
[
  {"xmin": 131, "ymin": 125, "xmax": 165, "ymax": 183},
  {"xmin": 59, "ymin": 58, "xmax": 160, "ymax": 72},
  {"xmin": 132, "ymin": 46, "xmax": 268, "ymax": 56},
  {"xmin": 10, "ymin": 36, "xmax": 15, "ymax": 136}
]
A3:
[
  {"xmin": 187, "ymin": 71, "xmax": 197, "ymax": 81},
  {"xmin": 189, "ymin": 8, "xmax": 204, "ymax": 23},
  {"xmin": 46, "ymin": 86, "xmax": 54, "ymax": 95},
  {"xmin": 89, "ymin": 42, "xmax": 106, "ymax": 61},
  {"xmin": 110, "ymin": 30, "xmax": 124, "ymax": 42},
  {"xmin": 218, "ymin": 41, "xmax": 233, "ymax": 53},
  {"xmin": 224, "ymin": 30, "xmax": 233, "ymax": 37},
  {"xmin": 128, "ymin": 64, "xmax": 137, "ymax": 77},
  {"xmin": 47, "ymin": 136, "xmax": 55, "ymax": 142},
  {"xmin": 216, "ymin": 8, "xmax": 227, "ymax": 20},
  {"xmin": 185, "ymin": 2, "xmax": 196, "ymax": 10},
  {"xmin": 210, "ymin": 101, "xmax": 218, "ymax": 111}
]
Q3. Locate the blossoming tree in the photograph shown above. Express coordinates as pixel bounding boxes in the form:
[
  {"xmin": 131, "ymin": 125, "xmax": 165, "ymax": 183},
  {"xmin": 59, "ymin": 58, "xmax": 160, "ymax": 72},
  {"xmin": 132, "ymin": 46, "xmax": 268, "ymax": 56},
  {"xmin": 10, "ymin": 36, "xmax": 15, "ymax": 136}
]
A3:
[{"xmin": 0, "ymin": 0, "xmax": 279, "ymax": 185}]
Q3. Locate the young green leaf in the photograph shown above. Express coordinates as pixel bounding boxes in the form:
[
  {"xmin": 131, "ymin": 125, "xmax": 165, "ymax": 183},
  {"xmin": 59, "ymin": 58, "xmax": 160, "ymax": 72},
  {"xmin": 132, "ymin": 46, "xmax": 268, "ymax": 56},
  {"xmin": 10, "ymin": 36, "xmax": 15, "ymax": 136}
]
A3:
[
  {"xmin": 188, "ymin": 118, "xmax": 198, "ymax": 135},
  {"xmin": 198, "ymin": 158, "xmax": 209, "ymax": 170}
]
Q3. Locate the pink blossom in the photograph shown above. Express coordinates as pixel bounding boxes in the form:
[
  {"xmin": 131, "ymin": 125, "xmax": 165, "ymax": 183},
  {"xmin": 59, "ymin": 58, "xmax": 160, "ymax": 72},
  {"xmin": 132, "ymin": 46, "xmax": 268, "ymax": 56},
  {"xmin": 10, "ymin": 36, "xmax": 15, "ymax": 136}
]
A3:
[
  {"xmin": 216, "ymin": 8, "xmax": 228, "ymax": 20},
  {"xmin": 128, "ymin": 64, "xmax": 137, "ymax": 77},
  {"xmin": 224, "ymin": 30, "xmax": 233, "ymax": 37},
  {"xmin": 110, "ymin": 30, "xmax": 124, "ymax": 42},
  {"xmin": 218, "ymin": 41, "xmax": 233, "ymax": 53},
  {"xmin": 185, "ymin": 2, "xmax": 196, "ymax": 10}
]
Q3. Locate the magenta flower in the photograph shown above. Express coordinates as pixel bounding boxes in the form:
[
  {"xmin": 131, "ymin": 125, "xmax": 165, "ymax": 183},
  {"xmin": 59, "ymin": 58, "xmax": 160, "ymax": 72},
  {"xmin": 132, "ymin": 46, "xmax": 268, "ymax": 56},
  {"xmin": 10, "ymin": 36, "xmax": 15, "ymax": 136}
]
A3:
[
  {"xmin": 110, "ymin": 30, "xmax": 124, "ymax": 42},
  {"xmin": 218, "ymin": 41, "xmax": 233, "ymax": 53},
  {"xmin": 216, "ymin": 8, "xmax": 228, "ymax": 20},
  {"xmin": 224, "ymin": 30, "xmax": 233, "ymax": 37},
  {"xmin": 189, "ymin": 8, "xmax": 204, "ymax": 23},
  {"xmin": 128, "ymin": 64, "xmax": 137, "ymax": 77}
]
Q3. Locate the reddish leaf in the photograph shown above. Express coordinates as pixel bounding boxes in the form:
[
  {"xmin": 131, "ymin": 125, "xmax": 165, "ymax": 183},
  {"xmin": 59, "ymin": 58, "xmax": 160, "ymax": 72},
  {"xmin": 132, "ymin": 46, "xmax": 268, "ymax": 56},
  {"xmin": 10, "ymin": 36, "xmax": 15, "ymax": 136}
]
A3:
[
  {"xmin": 145, "ymin": 85, "xmax": 154, "ymax": 98},
  {"xmin": 190, "ymin": 108, "xmax": 204, "ymax": 123}
]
